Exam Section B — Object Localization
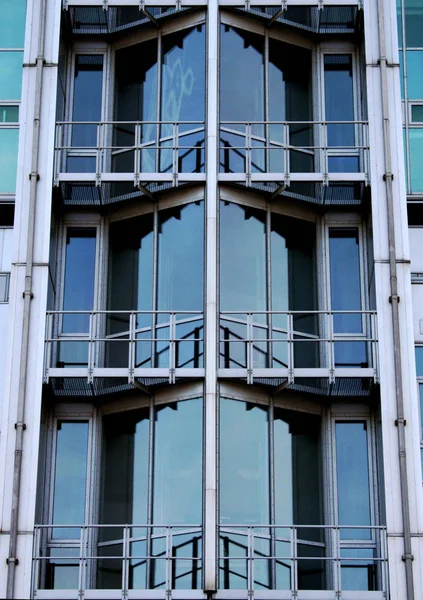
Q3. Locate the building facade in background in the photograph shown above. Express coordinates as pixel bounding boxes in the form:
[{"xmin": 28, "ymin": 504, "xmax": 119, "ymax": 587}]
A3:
[{"xmin": 1, "ymin": 0, "xmax": 423, "ymax": 599}]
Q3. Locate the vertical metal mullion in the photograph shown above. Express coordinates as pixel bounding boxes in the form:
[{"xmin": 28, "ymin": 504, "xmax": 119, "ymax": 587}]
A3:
[
  {"xmin": 156, "ymin": 31, "xmax": 162, "ymax": 173},
  {"xmin": 204, "ymin": 0, "xmax": 219, "ymax": 591},
  {"xmin": 268, "ymin": 399, "xmax": 276, "ymax": 589},
  {"xmin": 264, "ymin": 32, "xmax": 269, "ymax": 174},
  {"xmin": 152, "ymin": 206, "xmax": 159, "ymax": 368},
  {"xmin": 122, "ymin": 525, "xmax": 129, "ymax": 595},
  {"xmin": 146, "ymin": 398, "xmax": 155, "ymax": 589},
  {"xmin": 266, "ymin": 204, "xmax": 272, "ymax": 369}
]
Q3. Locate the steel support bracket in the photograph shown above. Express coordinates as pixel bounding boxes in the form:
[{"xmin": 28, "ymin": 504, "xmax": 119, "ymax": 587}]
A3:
[
  {"xmin": 395, "ymin": 418, "xmax": 407, "ymax": 426},
  {"xmin": 383, "ymin": 172, "xmax": 394, "ymax": 181},
  {"xmin": 14, "ymin": 422, "xmax": 26, "ymax": 430},
  {"xmin": 6, "ymin": 557, "xmax": 19, "ymax": 566},
  {"xmin": 389, "ymin": 294, "xmax": 400, "ymax": 303},
  {"xmin": 402, "ymin": 553, "xmax": 414, "ymax": 561}
]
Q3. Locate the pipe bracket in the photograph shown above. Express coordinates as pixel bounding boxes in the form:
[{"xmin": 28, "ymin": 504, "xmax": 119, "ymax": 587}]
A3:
[
  {"xmin": 402, "ymin": 553, "xmax": 414, "ymax": 561},
  {"xmin": 6, "ymin": 557, "xmax": 19, "ymax": 565},
  {"xmin": 395, "ymin": 418, "xmax": 406, "ymax": 426},
  {"xmin": 389, "ymin": 295, "xmax": 400, "ymax": 303}
]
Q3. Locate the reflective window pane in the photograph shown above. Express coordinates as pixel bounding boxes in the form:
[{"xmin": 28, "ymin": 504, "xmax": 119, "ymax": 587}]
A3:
[
  {"xmin": 409, "ymin": 128, "xmax": 423, "ymax": 192},
  {"xmin": 220, "ymin": 202, "xmax": 266, "ymax": 312},
  {"xmin": 71, "ymin": 55, "xmax": 103, "ymax": 149},
  {"xmin": 324, "ymin": 55, "xmax": 354, "ymax": 147},
  {"xmin": 153, "ymin": 399, "xmax": 203, "ymax": 524},
  {"xmin": 0, "ymin": 52, "xmax": 23, "ymax": 100},
  {"xmin": 411, "ymin": 105, "xmax": 423, "ymax": 122},
  {"xmin": 0, "ymin": 106, "xmax": 19, "ymax": 122},
  {"xmin": 220, "ymin": 399, "xmax": 269, "ymax": 525},
  {"xmin": 406, "ymin": 51, "xmax": 423, "ymax": 99},
  {"xmin": 158, "ymin": 202, "xmax": 204, "ymax": 312},
  {"xmin": 52, "ymin": 421, "xmax": 89, "ymax": 537},
  {"xmin": 416, "ymin": 346, "xmax": 423, "ymax": 376},
  {"xmin": 0, "ymin": 128, "xmax": 19, "ymax": 192},
  {"xmin": 335, "ymin": 422, "xmax": 371, "ymax": 539},
  {"xmin": 62, "ymin": 228, "xmax": 96, "ymax": 334},
  {"xmin": 0, "ymin": 0, "xmax": 26, "ymax": 48},
  {"xmin": 220, "ymin": 26, "xmax": 264, "ymax": 123},
  {"xmin": 405, "ymin": 0, "xmax": 423, "ymax": 47}
]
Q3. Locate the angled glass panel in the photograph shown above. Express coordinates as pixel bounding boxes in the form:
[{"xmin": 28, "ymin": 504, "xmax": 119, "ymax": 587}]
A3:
[
  {"xmin": 152, "ymin": 399, "xmax": 203, "ymax": 590},
  {"xmin": 52, "ymin": 421, "xmax": 89, "ymax": 538},
  {"xmin": 0, "ymin": 52, "xmax": 23, "ymax": 100},
  {"xmin": 62, "ymin": 228, "xmax": 96, "ymax": 337},
  {"xmin": 0, "ymin": 0, "xmax": 26, "ymax": 47},
  {"xmin": 160, "ymin": 26, "xmax": 205, "ymax": 173},
  {"xmin": 0, "ymin": 128, "xmax": 19, "ymax": 192},
  {"xmin": 335, "ymin": 422, "xmax": 371, "ymax": 540},
  {"xmin": 220, "ymin": 399, "xmax": 270, "ymax": 590},
  {"xmin": 69, "ymin": 55, "xmax": 103, "ymax": 172},
  {"xmin": 329, "ymin": 228, "xmax": 366, "ymax": 367},
  {"xmin": 114, "ymin": 38, "xmax": 157, "ymax": 173}
]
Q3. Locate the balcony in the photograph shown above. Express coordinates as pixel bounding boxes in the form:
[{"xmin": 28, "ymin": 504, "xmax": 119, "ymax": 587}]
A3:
[
  {"xmin": 219, "ymin": 310, "xmax": 378, "ymax": 393},
  {"xmin": 44, "ymin": 310, "xmax": 204, "ymax": 395},
  {"xmin": 44, "ymin": 310, "xmax": 378, "ymax": 396},
  {"xmin": 53, "ymin": 120, "xmax": 369, "ymax": 206},
  {"xmin": 32, "ymin": 524, "xmax": 388, "ymax": 600},
  {"xmin": 53, "ymin": 120, "xmax": 206, "ymax": 205}
]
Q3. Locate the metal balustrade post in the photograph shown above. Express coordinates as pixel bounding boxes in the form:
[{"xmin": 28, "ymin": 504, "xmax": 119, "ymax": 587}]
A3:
[
  {"xmin": 134, "ymin": 122, "xmax": 141, "ymax": 184},
  {"xmin": 284, "ymin": 123, "xmax": 290, "ymax": 184},
  {"xmin": 122, "ymin": 525, "xmax": 129, "ymax": 595},
  {"xmin": 78, "ymin": 526, "xmax": 86, "ymax": 598},
  {"xmin": 129, "ymin": 312, "xmax": 135, "ymax": 384},
  {"xmin": 292, "ymin": 526, "xmax": 297, "ymax": 595},
  {"xmin": 166, "ymin": 526, "xmax": 172, "ymax": 595},
  {"xmin": 328, "ymin": 311, "xmax": 335, "ymax": 383},
  {"xmin": 248, "ymin": 526, "xmax": 254, "ymax": 595},
  {"xmin": 247, "ymin": 313, "xmax": 253, "ymax": 384},
  {"xmin": 87, "ymin": 312, "xmax": 95, "ymax": 384},
  {"xmin": 288, "ymin": 312, "xmax": 294, "ymax": 384},
  {"xmin": 96, "ymin": 122, "xmax": 102, "ymax": 184}
]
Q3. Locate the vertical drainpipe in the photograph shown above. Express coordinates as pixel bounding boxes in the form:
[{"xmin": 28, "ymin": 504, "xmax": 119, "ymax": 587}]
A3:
[
  {"xmin": 6, "ymin": 0, "xmax": 47, "ymax": 596},
  {"xmin": 375, "ymin": 0, "xmax": 415, "ymax": 596},
  {"xmin": 204, "ymin": 0, "xmax": 218, "ymax": 592}
]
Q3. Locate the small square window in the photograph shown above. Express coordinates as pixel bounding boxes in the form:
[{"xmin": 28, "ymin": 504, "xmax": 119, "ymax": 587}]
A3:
[
  {"xmin": 411, "ymin": 105, "xmax": 423, "ymax": 123},
  {"xmin": 0, "ymin": 106, "xmax": 19, "ymax": 123}
]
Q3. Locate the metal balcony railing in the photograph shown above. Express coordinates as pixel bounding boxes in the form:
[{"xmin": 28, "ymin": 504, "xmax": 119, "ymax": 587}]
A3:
[
  {"xmin": 219, "ymin": 310, "xmax": 378, "ymax": 384},
  {"xmin": 32, "ymin": 524, "xmax": 202, "ymax": 595},
  {"xmin": 54, "ymin": 120, "xmax": 206, "ymax": 185},
  {"xmin": 32, "ymin": 524, "xmax": 388, "ymax": 597},
  {"xmin": 218, "ymin": 524, "xmax": 388, "ymax": 596},
  {"xmin": 44, "ymin": 310, "xmax": 204, "ymax": 384},
  {"xmin": 219, "ymin": 120, "xmax": 370, "ymax": 184}
]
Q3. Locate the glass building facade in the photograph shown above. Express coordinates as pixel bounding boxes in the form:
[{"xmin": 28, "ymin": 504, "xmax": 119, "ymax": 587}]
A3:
[{"xmin": 1, "ymin": 1, "xmax": 423, "ymax": 600}]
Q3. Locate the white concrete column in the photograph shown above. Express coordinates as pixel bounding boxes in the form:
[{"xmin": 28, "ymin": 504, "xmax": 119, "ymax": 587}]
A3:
[
  {"xmin": 0, "ymin": 0, "xmax": 61, "ymax": 596},
  {"xmin": 363, "ymin": 0, "xmax": 423, "ymax": 597}
]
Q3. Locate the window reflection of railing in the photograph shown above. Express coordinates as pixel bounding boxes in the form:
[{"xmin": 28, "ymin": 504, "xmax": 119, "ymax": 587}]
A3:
[
  {"xmin": 44, "ymin": 310, "xmax": 204, "ymax": 384},
  {"xmin": 218, "ymin": 525, "xmax": 388, "ymax": 594},
  {"xmin": 219, "ymin": 121, "xmax": 369, "ymax": 182},
  {"xmin": 219, "ymin": 310, "xmax": 378, "ymax": 384},
  {"xmin": 54, "ymin": 121, "xmax": 206, "ymax": 183},
  {"xmin": 32, "ymin": 524, "xmax": 202, "ymax": 594}
]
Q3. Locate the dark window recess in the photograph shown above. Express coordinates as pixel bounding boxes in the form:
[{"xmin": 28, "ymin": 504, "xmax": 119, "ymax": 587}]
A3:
[{"xmin": 0, "ymin": 203, "xmax": 15, "ymax": 226}]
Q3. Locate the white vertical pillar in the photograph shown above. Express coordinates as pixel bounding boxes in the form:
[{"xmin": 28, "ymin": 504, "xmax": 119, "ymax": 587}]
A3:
[
  {"xmin": 0, "ymin": 0, "xmax": 61, "ymax": 596},
  {"xmin": 204, "ymin": 0, "xmax": 219, "ymax": 592},
  {"xmin": 363, "ymin": 0, "xmax": 423, "ymax": 597}
]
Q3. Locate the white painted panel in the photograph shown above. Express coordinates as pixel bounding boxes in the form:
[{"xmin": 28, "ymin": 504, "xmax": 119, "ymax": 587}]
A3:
[
  {"xmin": 409, "ymin": 228, "xmax": 423, "ymax": 273},
  {"xmin": 0, "ymin": 228, "xmax": 13, "ymax": 271},
  {"xmin": 0, "ymin": 303, "xmax": 9, "ymax": 407},
  {"xmin": 412, "ymin": 285, "xmax": 423, "ymax": 342}
]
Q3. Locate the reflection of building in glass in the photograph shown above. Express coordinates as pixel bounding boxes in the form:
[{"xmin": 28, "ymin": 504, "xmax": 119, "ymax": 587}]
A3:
[{"xmin": 1, "ymin": 1, "xmax": 423, "ymax": 599}]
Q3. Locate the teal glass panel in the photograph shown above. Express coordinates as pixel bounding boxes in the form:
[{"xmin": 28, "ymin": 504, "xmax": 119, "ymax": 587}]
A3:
[
  {"xmin": 0, "ymin": 106, "xmax": 18, "ymax": 122},
  {"xmin": 399, "ymin": 51, "xmax": 404, "ymax": 99},
  {"xmin": 397, "ymin": 0, "xmax": 403, "ymax": 48},
  {"xmin": 0, "ymin": 128, "xmax": 19, "ymax": 192},
  {"xmin": 409, "ymin": 129, "xmax": 423, "ymax": 192},
  {"xmin": 412, "ymin": 105, "xmax": 423, "ymax": 121},
  {"xmin": 416, "ymin": 346, "xmax": 423, "ymax": 375},
  {"xmin": 419, "ymin": 384, "xmax": 423, "ymax": 436},
  {"xmin": 52, "ymin": 421, "xmax": 89, "ymax": 538},
  {"xmin": 406, "ymin": 51, "xmax": 423, "ymax": 99},
  {"xmin": 0, "ymin": 0, "xmax": 26, "ymax": 48},
  {"xmin": 0, "ymin": 52, "xmax": 23, "ymax": 100},
  {"xmin": 335, "ymin": 422, "xmax": 371, "ymax": 540},
  {"xmin": 405, "ymin": 0, "xmax": 423, "ymax": 47}
]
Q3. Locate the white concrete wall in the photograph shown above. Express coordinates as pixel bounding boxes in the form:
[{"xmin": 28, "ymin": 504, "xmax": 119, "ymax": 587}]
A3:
[{"xmin": 0, "ymin": 228, "xmax": 13, "ymax": 409}]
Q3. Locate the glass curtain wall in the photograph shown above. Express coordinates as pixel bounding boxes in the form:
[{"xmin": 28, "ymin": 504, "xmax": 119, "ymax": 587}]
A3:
[
  {"xmin": 108, "ymin": 201, "xmax": 204, "ymax": 370},
  {"xmin": 0, "ymin": 0, "xmax": 26, "ymax": 195},
  {"xmin": 397, "ymin": 0, "xmax": 423, "ymax": 193},
  {"xmin": 220, "ymin": 202, "xmax": 317, "ymax": 370},
  {"xmin": 219, "ymin": 25, "xmax": 313, "ymax": 175},
  {"xmin": 113, "ymin": 25, "xmax": 205, "ymax": 175},
  {"xmin": 98, "ymin": 398, "xmax": 203, "ymax": 590},
  {"xmin": 219, "ymin": 398, "xmax": 323, "ymax": 590}
]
